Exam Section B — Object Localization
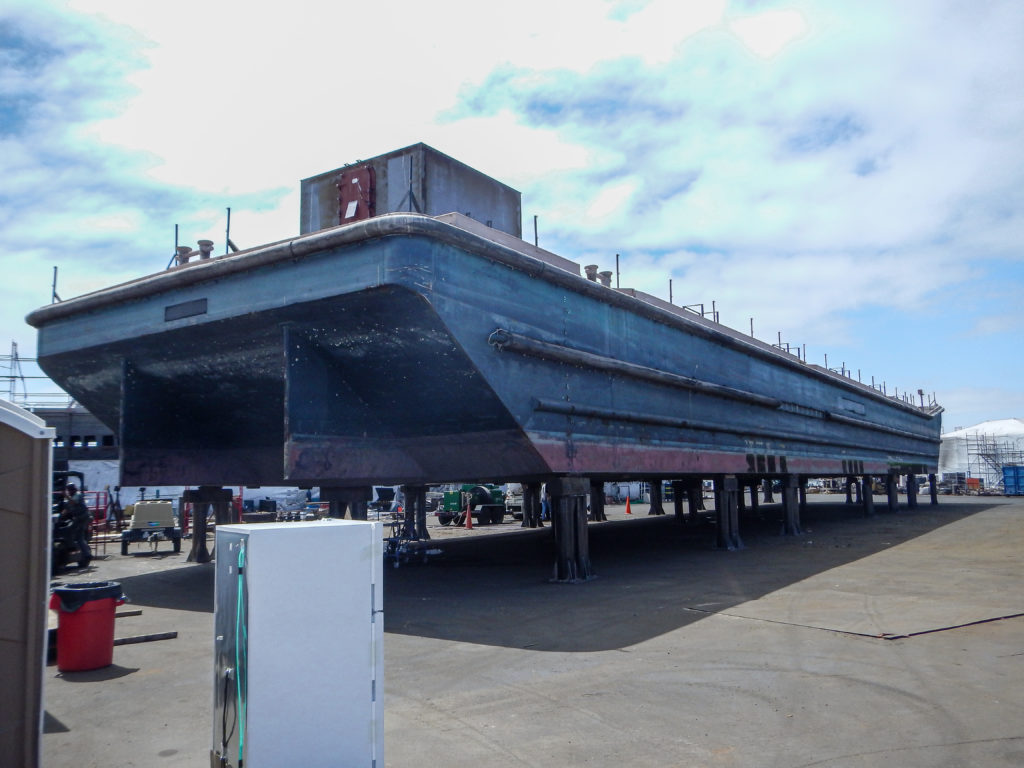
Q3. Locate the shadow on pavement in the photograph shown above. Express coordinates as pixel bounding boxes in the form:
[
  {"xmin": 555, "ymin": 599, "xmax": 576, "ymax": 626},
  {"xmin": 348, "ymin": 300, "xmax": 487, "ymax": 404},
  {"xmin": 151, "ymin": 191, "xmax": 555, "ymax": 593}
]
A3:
[
  {"xmin": 97, "ymin": 501, "xmax": 1000, "ymax": 652},
  {"xmin": 51, "ymin": 663, "xmax": 140, "ymax": 682},
  {"xmin": 383, "ymin": 501, "xmax": 998, "ymax": 652},
  {"xmin": 113, "ymin": 562, "xmax": 215, "ymax": 613},
  {"xmin": 42, "ymin": 711, "xmax": 70, "ymax": 734}
]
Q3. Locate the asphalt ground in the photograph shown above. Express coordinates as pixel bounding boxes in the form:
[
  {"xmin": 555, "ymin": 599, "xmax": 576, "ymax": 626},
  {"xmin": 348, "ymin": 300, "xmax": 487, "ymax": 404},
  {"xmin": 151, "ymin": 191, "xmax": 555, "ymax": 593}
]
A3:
[{"xmin": 42, "ymin": 495, "xmax": 1024, "ymax": 767}]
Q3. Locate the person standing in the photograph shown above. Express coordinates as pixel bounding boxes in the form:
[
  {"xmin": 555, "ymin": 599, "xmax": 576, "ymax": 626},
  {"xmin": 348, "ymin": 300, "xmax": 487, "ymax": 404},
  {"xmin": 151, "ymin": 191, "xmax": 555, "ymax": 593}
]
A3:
[{"xmin": 64, "ymin": 484, "xmax": 92, "ymax": 567}]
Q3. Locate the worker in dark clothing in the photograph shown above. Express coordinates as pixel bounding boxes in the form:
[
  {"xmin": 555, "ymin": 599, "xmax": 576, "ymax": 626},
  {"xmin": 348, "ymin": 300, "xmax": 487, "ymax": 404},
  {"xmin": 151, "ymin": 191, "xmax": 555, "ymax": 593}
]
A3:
[{"xmin": 64, "ymin": 484, "xmax": 92, "ymax": 567}]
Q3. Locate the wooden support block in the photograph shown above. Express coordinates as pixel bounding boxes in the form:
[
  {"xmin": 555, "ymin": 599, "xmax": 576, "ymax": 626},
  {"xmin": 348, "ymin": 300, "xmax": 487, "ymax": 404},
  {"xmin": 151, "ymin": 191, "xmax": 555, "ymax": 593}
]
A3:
[{"xmin": 113, "ymin": 631, "xmax": 178, "ymax": 646}]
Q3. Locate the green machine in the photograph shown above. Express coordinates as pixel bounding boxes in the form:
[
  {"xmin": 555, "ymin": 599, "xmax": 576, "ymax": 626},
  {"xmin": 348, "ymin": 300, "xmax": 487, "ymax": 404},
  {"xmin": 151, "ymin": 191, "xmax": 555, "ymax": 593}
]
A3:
[{"xmin": 436, "ymin": 484, "xmax": 506, "ymax": 526}]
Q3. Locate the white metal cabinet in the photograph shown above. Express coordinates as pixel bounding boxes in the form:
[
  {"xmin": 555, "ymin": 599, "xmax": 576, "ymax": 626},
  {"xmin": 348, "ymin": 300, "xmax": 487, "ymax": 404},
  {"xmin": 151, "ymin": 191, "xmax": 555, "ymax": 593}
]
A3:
[{"xmin": 212, "ymin": 520, "xmax": 383, "ymax": 767}]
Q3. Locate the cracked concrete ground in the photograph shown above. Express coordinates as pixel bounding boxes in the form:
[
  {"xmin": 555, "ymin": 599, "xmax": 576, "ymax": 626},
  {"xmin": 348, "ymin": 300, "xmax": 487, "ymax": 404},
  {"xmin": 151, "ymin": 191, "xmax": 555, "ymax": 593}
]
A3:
[{"xmin": 43, "ymin": 496, "xmax": 1024, "ymax": 767}]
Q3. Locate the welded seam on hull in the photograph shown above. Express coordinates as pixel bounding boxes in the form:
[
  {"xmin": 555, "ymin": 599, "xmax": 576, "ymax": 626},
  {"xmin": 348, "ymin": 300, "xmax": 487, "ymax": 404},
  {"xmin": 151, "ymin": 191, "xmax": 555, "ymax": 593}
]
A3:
[
  {"xmin": 532, "ymin": 398, "xmax": 938, "ymax": 459},
  {"xmin": 488, "ymin": 328, "xmax": 781, "ymax": 408}
]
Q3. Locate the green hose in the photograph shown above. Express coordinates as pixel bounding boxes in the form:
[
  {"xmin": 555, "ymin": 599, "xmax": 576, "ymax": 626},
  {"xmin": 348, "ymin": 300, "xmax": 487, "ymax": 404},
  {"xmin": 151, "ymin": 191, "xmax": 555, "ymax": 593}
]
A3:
[{"xmin": 235, "ymin": 544, "xmax": 247, "ymax": 765}]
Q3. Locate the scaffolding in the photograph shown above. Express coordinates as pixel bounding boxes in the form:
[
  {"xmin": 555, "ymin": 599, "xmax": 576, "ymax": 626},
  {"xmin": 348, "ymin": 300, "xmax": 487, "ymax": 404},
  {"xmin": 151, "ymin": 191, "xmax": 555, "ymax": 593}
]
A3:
[
  {"xmin": 964, "ymin": 432, "xmax": 1024, "ymax": 491},
  {"xmin": 1, "ymin": 341, "xmax": 73, "ymax": 409}
]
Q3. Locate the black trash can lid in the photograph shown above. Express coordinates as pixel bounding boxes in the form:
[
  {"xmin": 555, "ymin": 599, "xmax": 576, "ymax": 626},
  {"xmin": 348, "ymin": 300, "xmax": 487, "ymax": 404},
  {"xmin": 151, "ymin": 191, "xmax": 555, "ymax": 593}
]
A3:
[{"xmin": 52, "ymin": 581, "xmax": 123, "ymax": 612}]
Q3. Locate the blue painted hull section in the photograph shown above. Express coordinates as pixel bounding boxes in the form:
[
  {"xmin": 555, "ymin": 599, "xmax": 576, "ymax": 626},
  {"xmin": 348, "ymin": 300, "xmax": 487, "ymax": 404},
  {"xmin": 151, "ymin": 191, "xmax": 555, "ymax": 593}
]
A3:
[{"xmin": 28, "ymin": 214, "xmax": 941, "ymax": 487}]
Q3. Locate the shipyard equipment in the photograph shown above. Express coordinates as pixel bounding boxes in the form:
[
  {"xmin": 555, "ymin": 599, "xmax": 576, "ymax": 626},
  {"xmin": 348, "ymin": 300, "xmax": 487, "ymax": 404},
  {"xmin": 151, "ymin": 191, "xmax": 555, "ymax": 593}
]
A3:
[
  {"xmin": 212, "ymin": 521, "xmax": 383, "ymax": 767},
  {"xmin": 1004, "ymin": 466, "xmax": 1024, "ymax": 496},
  {"xmin": 121, "ymin": 500, "xmax": 181, "ymax": 555},
  {"xmin": 505, "ymin": 483, "xmax": 524, "ymax": 519},
  {"xmin": 436, "ymin": 484, "xmax": 505, "ymax": 525}
]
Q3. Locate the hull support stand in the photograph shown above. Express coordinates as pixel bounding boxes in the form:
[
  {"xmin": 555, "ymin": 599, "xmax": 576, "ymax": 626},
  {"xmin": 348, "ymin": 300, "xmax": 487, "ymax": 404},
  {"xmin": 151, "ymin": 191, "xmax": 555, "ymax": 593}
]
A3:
[
  {"xmin": 781, "ymin": 475, "xmax": 802, "ymax": 536},
  {"xmin": 861, "ymin": 475, "xmax": 875, "ymax": 517},
  {"xmin": 886, "ymin": 473, "xmax": 899, "ymax": 513},
  {"xmin": 184, "ymin": 486, "xmax": 233, "ymax": 563},
  {"xmin": 715, "ymin": 475, "xmax": 743, "ymax": 550},
  {"xmin": 400, "ymin": 485, "xmax": 431, "ymax": 540},
  {"xmin": 589, "ymin": 479, "xmax": 607, "ymax": 521},
  {"xmin": 520, "ymin": 481, "xmax": 544, "ymax": 528},
  {"xmin": 671, "ymin": 481, "xmax": 685, "ymax": 524},
  {"xmin": 321, "ymin": 486, "xmax": 371, "ymax": 520},
  {"xmin": 686, "ymin": 479, "xmax": 703, "ymax": 524},
  {"xmin": 647, "ymin": 479, "xmax": 666, "ymax": 515},
  {"xmin": 522, "ymin": 482, "xmax": 543, "ymax": 527},
  {"xmin": 549, "ymin": 476, "xmax": 594, "ymax": 583}
]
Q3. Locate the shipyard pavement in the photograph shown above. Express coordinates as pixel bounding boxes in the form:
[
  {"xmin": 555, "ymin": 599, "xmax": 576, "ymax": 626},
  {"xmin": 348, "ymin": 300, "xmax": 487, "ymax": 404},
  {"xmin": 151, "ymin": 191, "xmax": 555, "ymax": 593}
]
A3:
[{"xmin": 42, "ymin": 496, "xmax": 1024, "ymax": 767}]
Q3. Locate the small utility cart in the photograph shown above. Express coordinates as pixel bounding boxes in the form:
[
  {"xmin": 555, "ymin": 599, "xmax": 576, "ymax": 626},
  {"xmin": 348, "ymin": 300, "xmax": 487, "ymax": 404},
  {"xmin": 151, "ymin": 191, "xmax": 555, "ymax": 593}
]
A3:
[{"xmin": 121, "ymin": 500, "xmax": 182, "ymax": 555}]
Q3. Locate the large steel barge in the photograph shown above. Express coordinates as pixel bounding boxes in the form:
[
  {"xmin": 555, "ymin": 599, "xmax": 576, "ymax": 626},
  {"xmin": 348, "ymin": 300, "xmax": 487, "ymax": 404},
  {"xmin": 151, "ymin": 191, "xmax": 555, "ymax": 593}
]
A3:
[{"xmin": 26, "ymin": 211, "xmax": 941, "ymax": 490}]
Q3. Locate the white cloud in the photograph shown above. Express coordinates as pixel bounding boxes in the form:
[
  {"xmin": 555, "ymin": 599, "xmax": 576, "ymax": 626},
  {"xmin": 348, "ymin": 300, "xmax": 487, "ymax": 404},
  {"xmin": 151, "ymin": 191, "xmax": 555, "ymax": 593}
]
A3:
[
  {"xmin": 585, "ymin": 178, "xmax": 638, "ymax": 221},
  {"xmin": 1, "ymin": 0, "xmax": 1023, "ymax": 426},
  {"xmin": 729, "ymin": 9, "xmax": 808, "ymax": 58},
  {"xmin": 967, "ymin": 313, "xmax": 1021, "ymax": 337}
]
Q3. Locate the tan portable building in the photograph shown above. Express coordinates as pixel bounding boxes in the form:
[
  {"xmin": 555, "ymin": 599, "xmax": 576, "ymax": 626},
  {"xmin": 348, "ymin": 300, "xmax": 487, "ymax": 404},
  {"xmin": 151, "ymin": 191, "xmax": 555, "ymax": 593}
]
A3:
[{"xmin": 0, "ymin": 399, "xmax": 54, "ymax": 768}]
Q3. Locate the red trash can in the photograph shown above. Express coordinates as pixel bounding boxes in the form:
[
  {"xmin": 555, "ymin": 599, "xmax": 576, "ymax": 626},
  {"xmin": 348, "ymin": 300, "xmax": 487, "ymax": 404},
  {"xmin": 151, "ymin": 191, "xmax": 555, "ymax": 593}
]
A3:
[{"xmin": 49, "ymin": 581, "xmax": 125, "ymax": 672}]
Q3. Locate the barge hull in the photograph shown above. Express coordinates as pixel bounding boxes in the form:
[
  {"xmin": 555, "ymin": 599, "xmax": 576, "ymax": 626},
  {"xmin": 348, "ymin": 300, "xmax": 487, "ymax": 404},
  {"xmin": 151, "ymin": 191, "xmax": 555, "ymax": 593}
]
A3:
[{"xmin": 27, "ymin": 214, "xmax": 941, "ymax": 488}]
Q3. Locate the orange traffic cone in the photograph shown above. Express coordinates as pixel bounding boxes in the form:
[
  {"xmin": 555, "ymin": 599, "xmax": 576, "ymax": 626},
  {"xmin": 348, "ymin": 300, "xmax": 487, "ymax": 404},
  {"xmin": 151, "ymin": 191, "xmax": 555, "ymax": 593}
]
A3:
[
  {"xmin": 465, "ymin": 498, "xmax": 473, "ymax": 530},
  {"xmin": 625, "ymin": 497, "xmax": 632, "ymax": 515}
]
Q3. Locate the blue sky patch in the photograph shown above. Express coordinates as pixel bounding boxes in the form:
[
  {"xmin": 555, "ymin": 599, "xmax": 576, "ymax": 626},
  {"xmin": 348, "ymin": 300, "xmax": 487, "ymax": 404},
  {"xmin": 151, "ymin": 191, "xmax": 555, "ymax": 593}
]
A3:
[{"xmin": 786, "ymin": 114, "xmax": 865, "ymax": 153}]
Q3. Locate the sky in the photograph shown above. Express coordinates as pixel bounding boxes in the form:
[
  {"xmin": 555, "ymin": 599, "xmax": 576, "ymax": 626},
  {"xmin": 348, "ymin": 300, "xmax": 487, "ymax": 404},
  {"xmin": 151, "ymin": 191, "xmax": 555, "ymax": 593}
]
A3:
[{"xmin": 1, "ymin": 0, "xmax": 1021, "ymax": 432}]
